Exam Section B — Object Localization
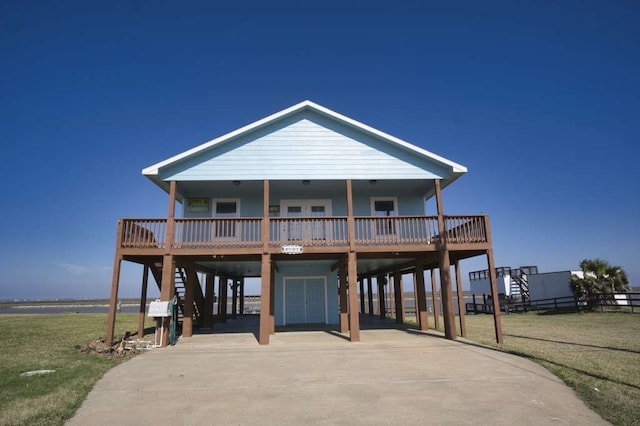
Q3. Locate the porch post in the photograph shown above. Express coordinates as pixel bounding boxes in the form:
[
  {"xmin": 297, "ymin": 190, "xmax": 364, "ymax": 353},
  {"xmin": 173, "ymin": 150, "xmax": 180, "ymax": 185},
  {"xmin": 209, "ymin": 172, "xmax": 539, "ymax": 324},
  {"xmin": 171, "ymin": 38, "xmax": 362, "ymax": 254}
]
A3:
[
  {"xmin": 413, "ymin": 271, "xmax": 420, "ymax": 325},
  {"xmin": 204, "ymin": 273, "xmax": 214, "ymax": 328},
  {"xmin": 348, "ymin": 252, "xmax": 360, "ymax": 341},
  {"xmin": 239, "ymin": 277, "xmax": 245, "ymax": 316},
  {"xmin": 415, "ymin": 262, "xmax": 429, "ymax": 331},
  {"xmin": 339, "ymin": 264, "xmax": 349, "ymax": 333},
  {"xmin": 159, "ymin": 180, "xmax": 177, "ymax": 347},
  {"xmin": 231, "ymin": 280, "xmax": 237, "ymax": 319},
  {"xmin": 430, "ymin": 269, "xmax": 440, "ymax": 331},
  {"xmin": 106, "ymin": 219, "xmax": 124, "ymax": 346},
  {"xmin": 454, "ymin": 259, "xmax": 467, "ymax": 338},
  {"xmin": 137, "ymin": 265, "xmax": 149, "ymax": 338},
  {"xmin": 359, "ymin": 279, "xmax": 365, "ymax": 314},
  {"xmin": 270, "ymin": 263, "xmax": 275, "ymax": 334},
  {"xmin": 159, "ymin": 254, "xmax": 176, "ymax": 347},
  {"xmin": 434, "ymin": 179, "xmax": 456, "ymax": 340},
  {"xmin": 367, "ymin": 276, "xmax": 374, "ymax": 315},
  {"xmin": 182, "ymin": 266, "xmax": 196, "ymax": 338},
  {"xmin": 377, "ymin": 275, "xmax": 386, "ymax": 318},
  {"xmin": 259, "ymin": 179, "xmax": 271, "ymax": 345},
  {"xmin": 485, "ymin": 215, "xmax": 503, "ymax": 343},
  {"xmin": 393, "ymin": 271, "xmax": 405, "ymax": 324},
  {"xmin": 259, "ymin": 254, "xmax": 272, "ymax": 345}
]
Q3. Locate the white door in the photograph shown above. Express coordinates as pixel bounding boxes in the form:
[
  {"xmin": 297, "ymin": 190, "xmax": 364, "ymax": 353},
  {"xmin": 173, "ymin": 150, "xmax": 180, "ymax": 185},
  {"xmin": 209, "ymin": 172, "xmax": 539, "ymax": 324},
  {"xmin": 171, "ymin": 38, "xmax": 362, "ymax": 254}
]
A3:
[
  {"xmin": 283, "ymin": 277, "xmax": 327, "ymax": 325},
  {"xmin": 281, "ymin": 200, "xmax": 332, "ymax": 242}
]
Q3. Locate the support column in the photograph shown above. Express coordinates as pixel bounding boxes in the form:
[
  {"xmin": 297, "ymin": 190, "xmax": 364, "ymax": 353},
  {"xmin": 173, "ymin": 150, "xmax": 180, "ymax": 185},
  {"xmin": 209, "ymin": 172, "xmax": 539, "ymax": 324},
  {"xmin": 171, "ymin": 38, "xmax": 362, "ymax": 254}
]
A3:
[
  {"xmin": 204, "ymin": 273, "xmax": 214, "ymax": 328},
  {"xmin": 259, "ymin": 254, "xmax": 272, "ymax": 345},
  {"xmin": 359, "ymin": 279, "xmax": 365, "ymax": 314},
  {"xmin": 393, "ymin": 271, "xmax": 405, "ymax": 324},
  {"xmin": 430, "ymin": 269, "xmax": 440, "ymax": 331},
  {"xmin": 259, "ymin": 179, "xmax": 272, "ymax": 345},
  {"xmin": 182, "ymin": 266, "xmax": 195, "ymax": 338},
  {"xmin": 455, "ymin": 259, "xmax": 467, "ymax": 338},
  {"xmin": 367, "ymin": 277, "xmax": 374, "ymax": 315},
  {"xmin": 232, "ymin": 279, "xmax": 238, "ymax": 319},
  {"xmin": 270, "ymin": 263, "xmax": 275, "ymax": 334},
  {"xmin": 137, "ymin": 265, "xmax": 149, "ymax": 338},
  {"xmin": 415, "ymin": 262, "xmax": 429, "ymax": 331},
  {"xmin": 239, "ymin": 277, "xmax": 245, "ymax": 316},
  {"xmin": 159, "ymin": 254, "xmax": 176, "ymax": 347},
  {"xmin": 348, "ymin": 252, "xmax": 360, "ymax": 341},
  {"xmin": 377, "ymin": 275, "xmax": 386, "ymax": 318},
  {"xmin": 105, "ymin": 254, "xmax": 122, "ymax": 345},
  {"xmin": 339, "ymin": 264, "xmax": 349, "ymax": 333},
  {"xmin": 413, "ymin": 271, "xmax": 420, "ymax": 325},
  {"xmin": 485, "ymin": 215, "xmax": 503, "ymax": 343},
  {"xmin": 434, "ymin": 179, "xmax": 456, "ymax": 340}
]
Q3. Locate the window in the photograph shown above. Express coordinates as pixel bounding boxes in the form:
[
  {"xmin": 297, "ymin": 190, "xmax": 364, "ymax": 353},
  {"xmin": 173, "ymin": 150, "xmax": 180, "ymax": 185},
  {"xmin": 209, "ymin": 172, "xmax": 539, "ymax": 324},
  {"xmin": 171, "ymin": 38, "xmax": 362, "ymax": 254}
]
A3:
[
  {"xmin": 213, "ymin": 199, "xmax": 240, "ymax": 238},
  {"xmin": 371, "ymin": 197, "xmax": 398, "ymax": 236}
]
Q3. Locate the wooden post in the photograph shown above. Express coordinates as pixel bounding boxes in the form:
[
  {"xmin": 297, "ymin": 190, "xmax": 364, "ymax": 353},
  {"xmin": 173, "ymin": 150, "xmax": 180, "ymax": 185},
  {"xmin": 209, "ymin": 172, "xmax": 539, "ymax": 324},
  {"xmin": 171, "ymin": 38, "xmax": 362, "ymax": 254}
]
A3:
[
  {"xmin": 105, "ymin": 259, "xmax": 122, "ymax": 345},
  {"xmin": 270, "ymin": 263, "xmax": 275, "ymax": 334},
  {"xmin": 377, "ymin": 275, "xmax": 387, "ymax": 318},
  {"xmin": 434, "ymin": 179, "xmax": 456, "ymax": 340},
  {"xmin": 204, "ymin": 273, "xmax": 214, "ymax": 328},
  {"xmin": 348, "ymin": 252, "xmax": 360, "ymax": 341},
  {"xmin": 259, "ymin": 254, "xmax": 271, "ymax": 345},
  {"xmin": 159, "ymin": 254, "xmax": 175, "ymax": 347},
  {"xmin": 259, "ymin": 180, "xmax": 271, "ymax": 345},
  {"xmin": 137, "ymin": 265, "xmax": 149, "ymax": 338},
  {"xmin": 220, "ymin": 276, "xmax": 228, "ymax": 322},
  {"xmin": 182, "ymin": 266, "xmax": 196, "ymax": 338},
  {"xmin": 430, "ymin": 269, "xmax": 440, "ymax": 331},
  {"xmin": 455, "ymin": 259, "xmax": 467, "ymax": 338},
  {"xmin": 339, "ymin": 264, "xmax": 349, "ymax": 333},
  {"xmin": 393, "ymin": 271, "xmax": 405, "ymax": 324},
  {"xmin": 359, "ymin": 279, "xmax": 365, "ymax": 314},
  {"xmin": 413, "ymin": 271, "xmax": 420, "ymax": 325},
  {"xmin": 415, "ymin": 262, "xmax": 429, "ymax": 331},
  {"xmin": 367, "ymin": 276, "xmax": 374, "ymax": 315},
  {"xmin": 239, "ymin": 277, "xmax": 245, "ymax": 316},
  {"xmin": 485, "ymin": 215, "xmax": 503, "ymax": 344},
  {"xmin": 232, "ymin": 279, "xmax": 238, "ymax": 319}
]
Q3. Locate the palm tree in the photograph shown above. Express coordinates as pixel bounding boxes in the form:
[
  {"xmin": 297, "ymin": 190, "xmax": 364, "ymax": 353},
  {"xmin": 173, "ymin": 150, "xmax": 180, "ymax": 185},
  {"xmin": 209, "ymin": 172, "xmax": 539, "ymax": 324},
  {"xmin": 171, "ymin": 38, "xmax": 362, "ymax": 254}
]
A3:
[{"xmin": 570, "ymin": 259, "xmax": 630, "ymax": 301}]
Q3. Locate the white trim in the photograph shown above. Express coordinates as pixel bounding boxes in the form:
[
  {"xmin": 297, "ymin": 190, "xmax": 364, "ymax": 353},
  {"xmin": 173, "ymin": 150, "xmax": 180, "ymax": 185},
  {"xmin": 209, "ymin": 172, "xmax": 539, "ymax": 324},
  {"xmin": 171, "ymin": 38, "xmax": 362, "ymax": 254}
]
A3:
[
  {"xmin": 212, "ymin": 198, "xmax": 241, "ymax": 218},
  {"xmin": 142, "ymin": 100, "xmax": 467, "ymax": 177},
  {"xmin": 282, "ymin": 276, "xmax": 328, "ymax": 325}
]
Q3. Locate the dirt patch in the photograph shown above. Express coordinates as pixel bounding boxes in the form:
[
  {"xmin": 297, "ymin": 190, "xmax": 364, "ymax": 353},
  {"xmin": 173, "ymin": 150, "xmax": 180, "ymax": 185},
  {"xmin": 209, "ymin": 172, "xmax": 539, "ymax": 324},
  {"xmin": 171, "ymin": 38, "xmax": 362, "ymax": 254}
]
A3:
[{"xmin": 77, "ymin": 333, "xmax": 155, "ymax": 358}]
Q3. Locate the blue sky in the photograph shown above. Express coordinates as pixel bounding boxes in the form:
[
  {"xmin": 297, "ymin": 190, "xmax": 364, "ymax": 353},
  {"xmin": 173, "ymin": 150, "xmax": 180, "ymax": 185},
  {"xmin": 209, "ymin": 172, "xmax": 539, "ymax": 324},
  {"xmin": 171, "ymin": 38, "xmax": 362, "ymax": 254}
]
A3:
[{"xmin": 1, "ymin": 1, "xmax": 638, "ymax": 299}]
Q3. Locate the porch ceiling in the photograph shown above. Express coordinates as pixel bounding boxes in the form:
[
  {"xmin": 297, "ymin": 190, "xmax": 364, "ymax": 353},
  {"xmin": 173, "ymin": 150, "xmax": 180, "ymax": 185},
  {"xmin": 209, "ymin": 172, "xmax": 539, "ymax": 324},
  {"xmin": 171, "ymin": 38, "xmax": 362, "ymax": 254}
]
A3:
[{"xmin": 175, "ymin": 179, "xmax": 435, "ymax": 202}]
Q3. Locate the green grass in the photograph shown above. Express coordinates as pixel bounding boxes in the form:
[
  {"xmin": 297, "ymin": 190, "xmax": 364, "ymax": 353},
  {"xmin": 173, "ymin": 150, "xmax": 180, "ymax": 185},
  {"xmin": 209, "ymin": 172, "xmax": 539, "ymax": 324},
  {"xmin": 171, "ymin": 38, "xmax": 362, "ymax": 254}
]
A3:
[
  {"xmin": 462, "ymin": 311, "xmax": 640, "ymax": 426},
  {"xmin": 0, "ymin": 314, "xmax": 139, "ymax": 426}
]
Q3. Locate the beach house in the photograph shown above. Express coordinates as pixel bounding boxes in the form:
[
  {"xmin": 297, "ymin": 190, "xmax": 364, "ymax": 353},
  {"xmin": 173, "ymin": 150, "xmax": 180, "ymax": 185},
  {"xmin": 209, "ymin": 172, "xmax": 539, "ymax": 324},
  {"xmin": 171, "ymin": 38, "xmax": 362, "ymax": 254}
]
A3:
[{"xmin": 105, "ymin": 101, "xmax": 503, "ymax": 346}]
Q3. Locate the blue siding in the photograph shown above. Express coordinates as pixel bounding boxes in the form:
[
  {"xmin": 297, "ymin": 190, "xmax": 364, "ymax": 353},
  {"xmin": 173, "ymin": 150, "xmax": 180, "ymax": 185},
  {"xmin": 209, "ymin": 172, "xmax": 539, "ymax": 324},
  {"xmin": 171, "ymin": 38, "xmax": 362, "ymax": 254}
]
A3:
[{"xmin": 160, "ymin": 111, "xmax": 452, "ymax": 182}]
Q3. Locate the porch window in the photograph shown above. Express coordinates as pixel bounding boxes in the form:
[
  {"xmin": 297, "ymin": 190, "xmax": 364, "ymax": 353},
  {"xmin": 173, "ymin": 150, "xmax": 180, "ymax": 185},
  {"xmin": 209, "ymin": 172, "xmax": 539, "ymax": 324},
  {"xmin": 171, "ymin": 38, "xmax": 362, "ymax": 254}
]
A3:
[
  {"xmin": 371, "ymin": 197, "xmax": 398, "ymax": 236},
  {"xmin": 213, "ymin": 199, "xmax": 240, "ymax": 238}
]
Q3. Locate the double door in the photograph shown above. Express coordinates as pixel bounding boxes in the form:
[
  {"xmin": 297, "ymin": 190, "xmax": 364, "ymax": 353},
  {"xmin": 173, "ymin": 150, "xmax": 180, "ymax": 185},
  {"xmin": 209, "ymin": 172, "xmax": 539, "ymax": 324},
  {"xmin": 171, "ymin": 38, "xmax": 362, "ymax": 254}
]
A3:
[
  {"xmin": 284, "ymin": 277, "xmax": 327, "ymax": 324},
  {"xmin": 280, "ymin": 199, "xmax": 332, "ymax": 241}
]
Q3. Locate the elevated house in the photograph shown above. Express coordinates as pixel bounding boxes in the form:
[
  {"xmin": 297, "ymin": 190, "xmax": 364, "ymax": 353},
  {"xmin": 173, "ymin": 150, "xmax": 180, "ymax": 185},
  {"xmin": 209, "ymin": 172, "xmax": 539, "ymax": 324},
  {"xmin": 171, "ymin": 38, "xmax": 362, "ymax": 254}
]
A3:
[{"xmin": 106, "ymin": 101, "xmax": 503, "ymax": 346}]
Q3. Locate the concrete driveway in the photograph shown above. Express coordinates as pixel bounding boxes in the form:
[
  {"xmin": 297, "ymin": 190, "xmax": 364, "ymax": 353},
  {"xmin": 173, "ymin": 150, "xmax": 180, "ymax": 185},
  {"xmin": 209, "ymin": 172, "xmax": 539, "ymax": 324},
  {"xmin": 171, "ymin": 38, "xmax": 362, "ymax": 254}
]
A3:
[{"xmin": 69, "ymin": 318, "xmax": 606, "ymax": 425}]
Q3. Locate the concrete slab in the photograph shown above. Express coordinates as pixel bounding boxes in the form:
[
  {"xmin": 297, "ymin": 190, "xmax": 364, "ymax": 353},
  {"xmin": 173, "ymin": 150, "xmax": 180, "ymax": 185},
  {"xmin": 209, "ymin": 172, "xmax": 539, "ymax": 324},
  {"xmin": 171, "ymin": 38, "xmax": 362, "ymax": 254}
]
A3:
[{"xmin": 69, "ymin": 321, "xmax": 607, "ymax": 425}]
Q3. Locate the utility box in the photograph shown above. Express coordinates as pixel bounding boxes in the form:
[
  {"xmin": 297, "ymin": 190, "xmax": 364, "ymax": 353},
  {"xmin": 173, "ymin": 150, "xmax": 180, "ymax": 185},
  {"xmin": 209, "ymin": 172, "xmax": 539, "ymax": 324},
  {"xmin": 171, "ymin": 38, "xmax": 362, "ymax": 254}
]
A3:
[{"xmin": 148, "ymin": 300, "xmax": 172, "ymax": 317}]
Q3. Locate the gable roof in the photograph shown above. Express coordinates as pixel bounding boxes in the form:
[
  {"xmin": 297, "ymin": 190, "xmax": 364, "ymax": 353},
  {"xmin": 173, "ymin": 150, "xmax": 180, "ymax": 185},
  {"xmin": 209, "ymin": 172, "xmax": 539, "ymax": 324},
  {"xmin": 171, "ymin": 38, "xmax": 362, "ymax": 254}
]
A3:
[{"xmin": 142, "ymin": 100, "xmax": 467, "ymax": 189}]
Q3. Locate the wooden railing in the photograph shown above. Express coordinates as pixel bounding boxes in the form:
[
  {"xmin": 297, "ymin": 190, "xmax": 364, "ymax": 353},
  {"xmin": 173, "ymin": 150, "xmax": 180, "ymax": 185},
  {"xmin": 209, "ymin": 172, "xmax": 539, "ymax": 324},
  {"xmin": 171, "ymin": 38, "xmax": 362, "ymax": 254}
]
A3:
[
  {"xmin": 174, "ymin": 218, "xmax": 263, "ymax": 248},
  {"xmin": 269, "ymin": 217, "xmax": 349, "ymax": 247},
  {"xmin": 354, "ymin": 216, "xmax": 439, "ymax": 245},
  {"xmin": 120, "ymin": 215, "xmax": 488, "ymax": 249},
  {"xmin": 121, "ymin": 219, "xmax": 166, "ymax": 248},
  {"xmin": 444, "ymin": 215, "xmax": 487, "ymax": 244}
]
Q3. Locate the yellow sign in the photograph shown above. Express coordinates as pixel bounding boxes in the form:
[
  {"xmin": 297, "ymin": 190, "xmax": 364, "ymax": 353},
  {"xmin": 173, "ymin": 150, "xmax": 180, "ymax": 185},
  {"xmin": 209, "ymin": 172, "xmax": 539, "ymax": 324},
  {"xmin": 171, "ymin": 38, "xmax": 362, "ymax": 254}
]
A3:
[{"xmin": 187, "ymin": 198, "xmax": 210, "ymax": 213}]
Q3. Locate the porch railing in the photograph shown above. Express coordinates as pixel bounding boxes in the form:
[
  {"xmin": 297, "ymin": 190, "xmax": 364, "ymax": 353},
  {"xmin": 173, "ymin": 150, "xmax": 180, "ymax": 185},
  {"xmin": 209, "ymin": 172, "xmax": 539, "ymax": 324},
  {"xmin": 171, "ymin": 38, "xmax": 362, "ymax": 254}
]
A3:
[
  {"xmin": 174, "ymin": 218, "xmax": 263, "ymax": 248},
  {"xmin": 269, "ymin": 217, "xmax": 349, "ymax": 247},
  {"xmin": 119, "ymin": 215, "xmax": 488, "ymax": 249}
]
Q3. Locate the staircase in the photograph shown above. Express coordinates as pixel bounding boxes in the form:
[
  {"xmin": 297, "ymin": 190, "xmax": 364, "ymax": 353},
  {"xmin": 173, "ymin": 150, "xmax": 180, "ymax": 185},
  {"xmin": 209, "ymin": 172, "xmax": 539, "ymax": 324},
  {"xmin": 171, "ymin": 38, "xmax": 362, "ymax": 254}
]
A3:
[
  {"xmin": 509, "ymin": 266, "xmax": 538, "ymax": 304},
  {"xmin": 148, "ymin": 263, "xmax": 204, "ymax": 329}
]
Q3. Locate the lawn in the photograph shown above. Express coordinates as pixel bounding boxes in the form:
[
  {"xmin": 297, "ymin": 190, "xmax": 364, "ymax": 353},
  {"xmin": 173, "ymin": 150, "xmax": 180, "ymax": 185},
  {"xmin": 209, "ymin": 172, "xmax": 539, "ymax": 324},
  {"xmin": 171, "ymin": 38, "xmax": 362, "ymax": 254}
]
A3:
[
  {"xmin": 0, "ymin": 314, "xmax": 139, "ymax": 426},
  {"xmin": 462, "ymin": 311, "xmax": 640, "ymax": 426}
]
